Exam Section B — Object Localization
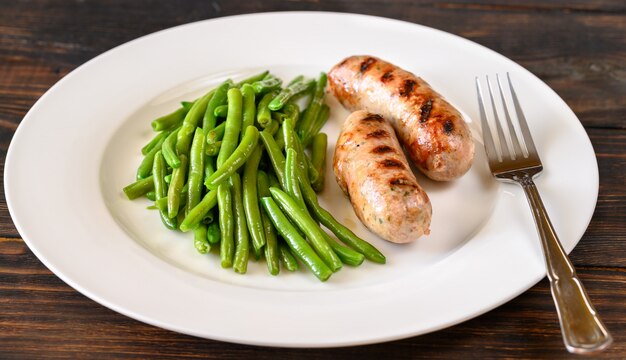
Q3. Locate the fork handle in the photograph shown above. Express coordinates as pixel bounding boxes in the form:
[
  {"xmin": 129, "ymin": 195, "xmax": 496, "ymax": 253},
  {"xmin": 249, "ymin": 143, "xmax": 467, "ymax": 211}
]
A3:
[{"xmin": 518, "ymin": 174, "xmax": 612, "ymax": 354}]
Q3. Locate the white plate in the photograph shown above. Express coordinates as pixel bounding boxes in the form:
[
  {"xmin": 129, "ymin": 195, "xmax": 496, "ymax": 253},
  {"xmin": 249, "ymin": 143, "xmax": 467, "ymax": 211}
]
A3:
[{"xmin": 4, "ymin": 12, "xmax": 598, "ymax": 347}]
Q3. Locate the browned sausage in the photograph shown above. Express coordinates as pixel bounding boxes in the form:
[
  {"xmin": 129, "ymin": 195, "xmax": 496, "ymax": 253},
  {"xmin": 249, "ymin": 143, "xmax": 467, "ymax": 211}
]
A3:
[
  {"xmin": 334, "ymin": 110, "xmax": 431, "ymax": 243},
  {"xmin": 329, "ymin": 55, "xmax": 474, "ymax": 181}
]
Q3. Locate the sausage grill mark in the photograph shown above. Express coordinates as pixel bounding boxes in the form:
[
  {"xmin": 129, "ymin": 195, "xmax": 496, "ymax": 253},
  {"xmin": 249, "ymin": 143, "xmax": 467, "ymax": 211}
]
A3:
[
  {"xmin": 360, "ymin": 57, "xmax": 376, "ymax": 73},
  {"xmin": 361, "ymin": 113, "xmax": 384, "ymax": 123},
  {"xmin": 366, "ymin": 129, "xmax": 389, "ymax": 139},
  {"xmin": 443, "ymin": 119, "xmax": 454, "ymax": 134},
  {"xmin": 378, "ymin": 159, "xmax": 405, "ymax": 169},
  {"xmin": 389, "ymin": 177, "xmax": 416, "ymax": 187},
  {"xmin": 399, "ymin": 79, "xmax": 417, "ymax": 98},
  {"xmin": 420, "ymin": 99, "xmax": 433, "ymax": 123},
  {"xmin": 371, "ymin": 145, "xmax": 395, "ymax": 154},
  {"xmin": 381, "ymin": 71, "xmax": 394, "ymax": 83}
]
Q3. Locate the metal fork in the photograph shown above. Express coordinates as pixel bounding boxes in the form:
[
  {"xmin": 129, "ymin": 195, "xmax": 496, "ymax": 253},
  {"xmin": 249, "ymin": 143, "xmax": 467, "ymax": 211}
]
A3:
[{"xmin": 476, "ymin": 74, "xmax": 612, "ymax": 354}]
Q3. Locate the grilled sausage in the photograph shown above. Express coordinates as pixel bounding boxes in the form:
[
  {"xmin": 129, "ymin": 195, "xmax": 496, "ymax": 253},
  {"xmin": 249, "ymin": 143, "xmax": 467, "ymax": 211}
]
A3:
[
  {"xmin": 329, "ymin": 55, "xmax": 474, "ymax": 181},
  {"xmin": 334, "ymin": 110, "xmax": 431, "ymax": 243}
]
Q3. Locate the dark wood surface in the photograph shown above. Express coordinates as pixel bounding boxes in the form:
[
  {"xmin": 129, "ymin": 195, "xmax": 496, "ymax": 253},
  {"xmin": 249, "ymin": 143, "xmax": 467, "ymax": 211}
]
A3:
[{"xmin": 1, "ymin": 1, "xmax": 624, "ymax": 358}]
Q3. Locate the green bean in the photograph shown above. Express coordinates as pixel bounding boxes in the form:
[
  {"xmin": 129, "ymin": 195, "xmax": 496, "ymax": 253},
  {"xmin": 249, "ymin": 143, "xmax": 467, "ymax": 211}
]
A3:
[
  {"xmin": 282, "ymin": 103, "xmax": 300, "ymax": 125},
  {"xmin": 214, "ymin": 104, "xmax": 228, "ymax": 118},
  {"xmin": 151, "ymin": 107, "xmax": 187, "ymax": 132},
  {"xmin": 269, "ymin": 187, "xmax": 342, "ymax": 272},
  {"xmin": 302, "ymin": 104, "xmax": 330, "ymax": 147},
  {"xmin": 251, "ymin": 76, "xmax": 282, "ymax": 94},
  {"xmin": 296, "ymin": 72, "xmax": 327, "ymax": 140},
  {"xmin": 206, "ymin": 122, "xmax": 226, "ymax": 145},
  {"xmin": 258, "ymin": 171, "xmax": 279, "ymax": 275},
  {"xmin": 176, "ymin": 90, "xmax": 213, "ymax": 155},
  {"xmin": 278, "ymin": 119, "xmax": 318, "ymax": 186},
  {"xmin": 161, "ymin": 127, "xmax": 181, "ymax": 168},
  {"xmin": 234, "ymin": 70, "xmax": 269, "ymax": 87},
  {"xmin": 268, "ymin": 173, "xmax": 281, "ymax": 189},
  {"xmin": 256, "ymin": 90, "xmax": 278, "ymax": 128},
  {"xmin": 297, "ymin": 166, "xmax": 386, "ymax": 264},
  {"xmin": 278, "ymin": 243, "xmax": 299, "ymax": 272},
  {"xmin": 136, "ymin": 136, "xmax": 167, "ymax": 180},
  {"xmin": 218, "ymin": 181, "xmax": 234, "ymax": 268},
  {"xmin": 293, "ymin": 134, "xmax": 319, "ymax": 185},
  {"xmin": 205, "ymin": 126, "xmax": 259, "ymax": 189},
  {"xmin": 216, "ymin": 88, "xmax": 243, "ymax": 168},
  {"xmin": 207, "ymin": 221, "xmax": 220, "ymax": 244},
  {"xmin": 274, "ymin": 124, "xmax": 285, "ymax": 149},
  {"xmin": 153, "ymin": 151, "xmax": 177, "ymax": 230},
  {"xmin": 154, "ymin": 197, "xmax": 167, "ymax": 211},
  {"xmin": 241, "ymin": 84, "xmax": 256, "ymax": 136},
  {"xmin": 141, "ymin": 130, "xmax": 170, "ymax": 155},
  {"xmin": 202, "ymin": 208, "xmax": 215, "ymax": 225},
  {"xmin": 154, "ymin": 186, "xmax": 187, "ymax": 212},
  {"xmin": 127, "ymin": 72, "xmax": 384, "ymax": 278},
  {"xmin": 285, "ymin": 148, "xmax": 306, "ymax": 210},
  {"xmin": 179, "ymin": 189, "xmax": 218, "ymax": 232},
  {"xmin": 259, "ymin": 131, "xmax": 286, "ymax": 188},
  {"xmin": 289, "ymin": 76, "xmax": 316, "ymax": 104},
  {"xmin": 187, "ymin": 128, "xmax": 206, "ymax": 214},
  {"xmin": 310, "ymin": 132, "xmax": 327, "ymax": 192},
  {"xmin": 231, "ymin": 173, "xmax": 249, "ymax": 274},
  {"xmin": 145, "ymin": 191, "xmax": 157, "ymax": 201},
  {"xmin": 282, "ymin": 118, "xmax": 311, "ymax": 184},
  {"xmin": 194, "ymin": 224, "xmax": 210, "ymax": 254},
  {"xmin": 205, "ymin": 140, "xmax": 221, "ymax": 156},
  {"xmin": 203, "ymin": 80, "xmax": 231, "ymax": 131},
  {"xmin": 269, "ymin": 78, "xmax": 315, "ymax": 111},
  {"xmin": 323, "ymin": 232, "xmax": 364, "ymax": 266},
  {"xmin": 282, "ymin": 117, "xmax": 297, "ymax": 151},
  {"xmin": 204, "ymin": 155, "xmax": 216, "ymax": 189},
  {"xmin": 243, "ymin": 145, "xmax": 265, "ymax": 253},
  {"xmin": 205, "ymin": 126, "xmax": 259, "ymax": 190},
  {"xmin": 123, "ymin": 176, "xmax": 154, "ymax": 200},
  {"xmin": 264, "ymin": 119, "xmax": 280, "ymax": 136},
  {"xmin": 181, "ymin": 101, "xmax": 194, "ymax": 111},
  {"xmin": 177, "ymin": 211, "xmax": 186, "ymax": 228},
  {"xmin": 260, "ymin": 197, "xmax": 331, "ymax": 281},
  {"xmin": 263, "ymin": 215, "xmax": 280, "ymax": 275},
  {"xmin": 167, "ymin": 154, "xmax": 188, "ymax": 219},
  {"xmin": 271, "ymin": 111, "xmax": 286, "ymax": 124}
]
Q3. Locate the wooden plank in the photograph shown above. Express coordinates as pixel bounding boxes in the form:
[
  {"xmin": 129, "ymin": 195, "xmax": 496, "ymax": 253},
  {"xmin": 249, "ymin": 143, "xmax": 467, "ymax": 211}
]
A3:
[
  {"xmin": 570, "ymin": 129, "xmax": 626, "ymax": 267},
  {"xmin": 0, "ymin": 253, "xmax": 623, "ymax": 358},
  {"xmin": 0, "ymin": 1, "xmax": 623, "ymax": 128}
]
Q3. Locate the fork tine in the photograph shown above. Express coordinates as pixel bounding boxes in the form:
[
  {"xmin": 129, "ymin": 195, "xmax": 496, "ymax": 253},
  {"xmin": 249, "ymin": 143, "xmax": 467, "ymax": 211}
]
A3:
[
  {"xmin": 486, "ymin": 75, "xmax": 511, "ymax": 161},
  {"xmin": 507, "ymin": 73, "xmax": 538, "ymax": 157},
  {"xmin": 496, "ymin": 74, "xmax": 524, "ymax": 159},
  {"xmin": 475, "ymin": 77, "xmax": 498, "ymax": 162}
]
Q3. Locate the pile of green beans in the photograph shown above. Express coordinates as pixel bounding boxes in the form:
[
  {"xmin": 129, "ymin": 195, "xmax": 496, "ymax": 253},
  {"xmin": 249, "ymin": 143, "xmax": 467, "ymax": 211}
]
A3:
[{"xmin": 122, "ymin": 71, "xmax": 385, "ymax": 281}]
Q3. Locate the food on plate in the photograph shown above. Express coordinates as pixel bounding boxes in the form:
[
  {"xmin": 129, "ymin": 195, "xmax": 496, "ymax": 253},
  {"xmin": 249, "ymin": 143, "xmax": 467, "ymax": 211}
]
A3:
[
  {"xmin": 334, "ymin": 110, "xmax": 432, "ymax": 243},
  {"xmin": 328, "ymin": 55, "xmax": 474, "ymax": 181},
  {"xmin": 310, "ymin": 133, "xmax": 327, "ymax": 192},
  {"xmin": 122, "ymin": 71, "xmax": 385, "ymax": 281},
  {"xmin": 296, "ymin": 73, "xmax": 329, "ymax": 146}
]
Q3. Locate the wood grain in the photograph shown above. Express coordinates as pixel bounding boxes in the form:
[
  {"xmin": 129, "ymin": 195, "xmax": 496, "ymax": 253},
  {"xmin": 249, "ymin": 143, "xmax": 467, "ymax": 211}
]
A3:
[
  {"xmin": 1, "ymin": 241, "xmax": 624, "ymax": 359},
  {"xmin": 0, "ymin": 0, "xmax": 624, "ymax": 358},
  {"xmin": 0, "ymin": 1, "xmax": 624, "ymax": 129}
]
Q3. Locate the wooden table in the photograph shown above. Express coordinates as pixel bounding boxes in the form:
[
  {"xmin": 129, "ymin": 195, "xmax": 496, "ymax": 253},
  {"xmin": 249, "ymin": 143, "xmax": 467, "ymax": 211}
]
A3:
[{"xmin": 1, "ymin": 1, "xmax": 624, "ymax": 358}]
